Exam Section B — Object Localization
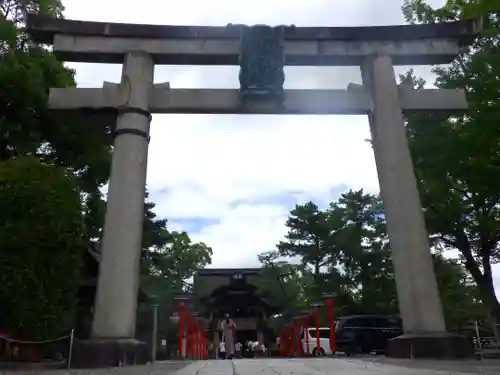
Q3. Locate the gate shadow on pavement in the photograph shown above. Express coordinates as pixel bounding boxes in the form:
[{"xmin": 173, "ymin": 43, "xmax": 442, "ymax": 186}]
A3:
[{"xmin": 358, "ymin": 356, "xmax": 500, "ymax": 375}]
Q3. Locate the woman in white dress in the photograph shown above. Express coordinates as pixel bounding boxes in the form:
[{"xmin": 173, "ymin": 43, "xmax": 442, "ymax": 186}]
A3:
[{"xmin": 220, "ymin": 313, "xmax": 236, "ymax": 359}]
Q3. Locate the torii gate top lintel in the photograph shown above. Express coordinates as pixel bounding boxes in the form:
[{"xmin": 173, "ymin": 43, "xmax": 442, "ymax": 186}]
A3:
[{"xmin": 26, "ymin": 14, "xmax": 482, "ymax": 66}]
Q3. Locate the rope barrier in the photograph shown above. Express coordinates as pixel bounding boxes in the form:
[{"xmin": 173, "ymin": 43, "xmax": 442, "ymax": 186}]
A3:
[
  {"xmin": 0, "ymin": 332, "xmax": 72, "ymax": 344},
  {"xmin": 0, "ymin": 329, "xmax": 75, "ymax": 369}
]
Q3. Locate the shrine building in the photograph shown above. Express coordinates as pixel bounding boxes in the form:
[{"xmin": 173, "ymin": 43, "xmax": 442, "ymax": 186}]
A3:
[{"xmin": 193, "ymin": 268, "xmax": 280, "ymax": 347}]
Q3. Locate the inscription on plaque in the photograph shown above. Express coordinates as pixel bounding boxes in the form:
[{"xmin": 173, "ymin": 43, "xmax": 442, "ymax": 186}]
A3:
[{"xmin": 237, "ymin": 24, "xmax": 286, "ymax": 104}]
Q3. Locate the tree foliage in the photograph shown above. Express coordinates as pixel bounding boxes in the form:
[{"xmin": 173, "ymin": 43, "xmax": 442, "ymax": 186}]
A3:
[
  {"xmin": 260, "ymin": 190, "xmax": 488, "ymax": 332},
  {"xmin": 401, "ymin": 0, "xmax": 500, "ymax": 322},
  {"xmin": 0, "ymin": 1, "xmax": 214, "ymax": 340},
  {"xmin": 137, "ymin": 228, "xmax": 213, "ymax": 351},
  {"xmin": 0, "ymin": 156, "xmax": 84, "ymax": 339},
  {"xmin": 143, "ymin": 230, "xmax": 213, "ymax": 296},
  {"xmin": 277, "ymin": 202, "xmax": 331, "ymax": 284},
  {"xmin": 1, "ymin": 0, "xmax": 114, "ymax": 242},
  {"xmin": 257, "ymin": 250, "xmax": 312, "ymax": 310}
]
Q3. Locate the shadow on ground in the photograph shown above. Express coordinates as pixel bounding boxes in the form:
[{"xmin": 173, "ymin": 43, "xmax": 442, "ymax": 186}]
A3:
[
  {"xmin": 1, "ymin": 360, "xmax": 191, "ymax": 375},
  {"xmin": 357, "ymin": 356, "xmax": 500, "ymax": 375}
]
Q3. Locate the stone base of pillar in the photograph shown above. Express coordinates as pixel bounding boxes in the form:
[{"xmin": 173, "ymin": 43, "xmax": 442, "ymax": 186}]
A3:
[
  {"xmin": 386, "ymin": 333, "xmax": 473, "ymax": 359},
  {"xmin": 71, "ymin": 338, "xmax": 150, "ymax": 368}
]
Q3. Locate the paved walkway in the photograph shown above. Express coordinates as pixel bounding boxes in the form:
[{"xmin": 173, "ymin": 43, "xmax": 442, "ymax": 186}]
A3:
[
  {"xmin": 7, "ymin": 358, "xmax": 500, "ymax": 375},
  {"xmin": 175, "ymin": 357, "xmax": 500, "ymax": 375}
]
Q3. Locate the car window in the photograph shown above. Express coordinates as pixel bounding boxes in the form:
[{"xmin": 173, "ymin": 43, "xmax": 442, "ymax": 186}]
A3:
[
  {"xmin": 343, "ymin": 318, "xmax": 365, "ymax": 328},
  {"xmin": 319, "ymin": 328, "xmax": 330, "ymax": 338},
  {"xmin": 371, "ymin": 317, "xmax": 390, "ymax": 328},
  {"xmin": 361, "ymin": 316, "xmax": 402, "ymax": 328},
  {"xmin": 370, "ymin": 316, "xmax": 401, "ymax": 328},
  {"xmin": 385, "ymin": 316, "xmax": 402, "ymax": 328},
  {"xmin": 305, "ymin": 328, "xmax": 330, "ymax": 339}
]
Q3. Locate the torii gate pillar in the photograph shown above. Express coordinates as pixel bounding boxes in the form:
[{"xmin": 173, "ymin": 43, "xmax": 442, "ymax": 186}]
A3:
[
  {"xmin": 94, "ymin": 52, "xmax": 153, "ymax": 331},
  {"xmin": 74, "ymin": 52, "xmax": 154, "ymax": 367},
  {"xmin": 362, "ymin": 54, "xmax": 471, "ymax": 358}
]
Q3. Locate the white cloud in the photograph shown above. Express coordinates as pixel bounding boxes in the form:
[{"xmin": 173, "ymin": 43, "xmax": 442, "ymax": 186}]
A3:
[
  {"xmin": 61, "ymin": 0, "xmax": 499, "ymax": 293},
  {"xmin": 191, "ymin": 203, "xmax": 290, "ymax": 268}
]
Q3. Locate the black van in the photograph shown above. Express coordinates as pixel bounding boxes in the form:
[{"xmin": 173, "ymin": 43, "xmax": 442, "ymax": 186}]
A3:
[{"xmin": 335, "ymin": 314, "xmax": 403, "ymax": 355}]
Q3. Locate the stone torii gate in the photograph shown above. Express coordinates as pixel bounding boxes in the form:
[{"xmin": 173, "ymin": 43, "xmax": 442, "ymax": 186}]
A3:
[{"xmin": 27, "ymin": 15, "xmax": 481, "ymax": 367}]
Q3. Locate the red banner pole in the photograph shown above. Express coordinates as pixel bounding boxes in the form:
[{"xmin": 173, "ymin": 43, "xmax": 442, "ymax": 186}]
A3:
[
  {"xmin": 304, "ymin": 315, "xmax": 310, "ymax": 355},
  {"xmin": 295, "ymin": 320, "xmax": 302, "ymax": 356},
  {"xmin": 202, "ymin": 332, "xmax": 205, "ymax": 359},
  {"xmin": 198, "ymin": 329, "xmax": 201, "ymax": 360},
  {"xmin": 284, "ymin": 327, "xmax": 288, "ymax": 357},
  {"xmin": 279, "ymin": 328, "xmax": 284, "ymax": 356},
  {"xmin": 191, "ymin": 320, "xmax": 195, "ymax": 359},
  {"xmin": 185, "ymin": 316, "xmax": 190, "ymax": 358},
  {"xmin": 178, "ymin": 310, "xmax": 184, "ymax": 358},
  {"xmin": 321, "ymin": 294, "xmax": 336, "ymax": 355},
  {"xmin": 287, "ymin": 326, "xmax": 293, "ymax": 356},
  {"xmin": 198, "ymin": 327, "xmax": 201, "ymax": 359},
  {"xmin": 193, "ymin": 325, "xmax": 197, "ymax": 359},
  {"xmin": 194, "ymin": 325, "xmax": 200, "ymax": 359},
  {"xmin": 328, "ymin": 302, "xmax": 335, "ymax": 353},
  {"xmin": 284, "ymin": 327, "xmax": 287, "ymax": 356},
  {"xmin": 202, "ymin": 331, "xmax": 206, "ymax": 359},
  {"xmin": 315, "ymin": 308, "xmax": 320, "ymax": 355}
]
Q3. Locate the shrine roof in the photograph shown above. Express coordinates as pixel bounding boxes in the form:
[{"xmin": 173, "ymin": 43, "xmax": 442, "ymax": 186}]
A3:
[
  {"xmin": 196, "ymin": 268, "xmax": 261, "ymax": 277},
  {"xmin": 27, "ymin": 14, "xmax": 481, "ymax": 46}
]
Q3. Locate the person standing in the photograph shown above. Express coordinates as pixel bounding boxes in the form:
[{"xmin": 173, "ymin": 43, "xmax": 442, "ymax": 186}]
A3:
[
  {"xmin": 220, "ymin": 313, "xmax": 236, "ymax": 359},
  {"xmin": 235, "ymin": 341, "xmax": 242, "ymax": 358},
  {"xmin": 219, "ymin": 341, "xmax": 226, "ymax": 359}
]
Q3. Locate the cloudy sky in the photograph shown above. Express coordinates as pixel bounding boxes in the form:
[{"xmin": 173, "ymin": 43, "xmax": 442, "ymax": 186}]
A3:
[{"xmin": 61, "ymin": 0, "xmax": 499, "ymax": 292}]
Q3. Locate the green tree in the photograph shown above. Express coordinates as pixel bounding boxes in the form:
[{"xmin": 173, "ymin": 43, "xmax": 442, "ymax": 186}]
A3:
[
  {"xmin": 277, "ymin": 202, "xmax": 331, "ymax": 289},
  {"xmin": 0, "ymin": 156, "xmax": 84, "ymax": 339},
  {"xmin": 1, "ymin": 1, "xmax": 212, "ymax": 343},
  {"xmin": 257, "ymin": 250, "xmax": 310, "ymax": 311},
  {"xmin": 139, "ymin": 231, "xmax": 212, "ymax": 353},
  {"xmin": 433, "ymin": 254, "xmax": 487, "ymax": 331},
  {"xmin": 269, "ymin": 190, "xmax": 486, "ymax": 329},
  {"xmin": 1, "ymin": 1, "xmax": 112, "ymax": 193},
  {"xmin": 327, "ymin": 190, "xmax": 397, "ymax": 314},
  {"xmin": 401, "ymin": 0, "xmax": 500, "ymax": 323},
  {"xmin": 143, "ymin": 230, "xmax": 213, "ymax": 307},
  {"xmin": 2, "ymin": 0, "xmax": 113, "ymax": 246},
  {"xmin": 256, "ymin": 250, "xmax": 316, "ymax": 331},
  {"xmin": 85, "ymin": 191, "xmax": 170, "ymax": 254}
]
